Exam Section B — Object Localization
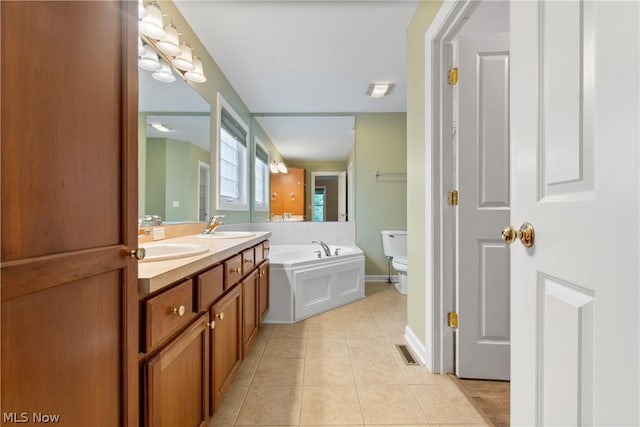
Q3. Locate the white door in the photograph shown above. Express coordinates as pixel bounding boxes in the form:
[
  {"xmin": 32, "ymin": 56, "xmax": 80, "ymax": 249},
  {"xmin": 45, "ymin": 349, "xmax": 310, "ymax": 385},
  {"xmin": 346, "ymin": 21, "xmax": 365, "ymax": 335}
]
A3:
[
  {"xmin": 338, "ymin": 171, "xmax": 347, "ymax": 222},
  {"xmin": 457, "ymin": 33, "xmax": 511, "ymax": 380},
  {"xmin": 510, "ymin": 1, "xmax": 639, "ymax": 425}
]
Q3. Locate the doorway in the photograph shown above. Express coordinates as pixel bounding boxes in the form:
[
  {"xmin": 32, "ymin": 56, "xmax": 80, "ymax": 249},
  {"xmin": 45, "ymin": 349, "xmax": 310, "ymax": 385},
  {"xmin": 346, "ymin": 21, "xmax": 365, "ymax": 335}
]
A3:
[
  {"xmin": 310, "ymin": 171, "xmax": 347, "ymax": 222},
  {"xmin": 434, "ymin": 0, "xmax": 511, "ymax": 379},
  {"xmin": 198, "ymin": 161, "xmax": 210, "ymax": 221}
]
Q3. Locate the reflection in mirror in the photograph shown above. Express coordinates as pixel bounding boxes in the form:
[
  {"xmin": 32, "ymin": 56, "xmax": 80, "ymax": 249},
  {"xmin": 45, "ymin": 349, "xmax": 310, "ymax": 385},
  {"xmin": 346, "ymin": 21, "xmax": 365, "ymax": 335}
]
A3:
[
  {"xmin": 139, "ymin": 70, "xmax": 211, "ymax": 223},
  {"xmin": 255, "ymin": 116, "xmax": 355, "ymax": 222}
]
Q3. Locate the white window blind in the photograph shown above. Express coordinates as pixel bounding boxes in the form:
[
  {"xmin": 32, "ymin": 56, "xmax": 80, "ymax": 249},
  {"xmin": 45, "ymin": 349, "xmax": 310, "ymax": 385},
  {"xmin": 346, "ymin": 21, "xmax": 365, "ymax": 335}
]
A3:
[
  {"xmin": 219, "ymin": 108, "xmax": 247, "ymax": 202},
  {"xmin": 254, "ymin": 143, "xmax": 269, "ymax": 208}
]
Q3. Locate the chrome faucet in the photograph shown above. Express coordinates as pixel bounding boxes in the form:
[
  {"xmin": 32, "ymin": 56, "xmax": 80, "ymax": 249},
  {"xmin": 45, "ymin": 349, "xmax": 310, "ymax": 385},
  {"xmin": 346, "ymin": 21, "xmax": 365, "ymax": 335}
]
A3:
[{"xmin": 312, "ymin": 240, "xmax": 331, "ymax": 257}]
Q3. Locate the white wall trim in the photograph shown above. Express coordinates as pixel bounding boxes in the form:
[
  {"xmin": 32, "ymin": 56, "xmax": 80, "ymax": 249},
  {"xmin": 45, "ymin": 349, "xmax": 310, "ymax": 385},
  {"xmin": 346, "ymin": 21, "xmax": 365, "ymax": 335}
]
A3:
[
  {"xmin": 404, "ymin": 325, "xmax": 429, "ymax": 368},
  {"xmin": 365, "ymin": 275, "xmax": 398, "ymax": 283}
]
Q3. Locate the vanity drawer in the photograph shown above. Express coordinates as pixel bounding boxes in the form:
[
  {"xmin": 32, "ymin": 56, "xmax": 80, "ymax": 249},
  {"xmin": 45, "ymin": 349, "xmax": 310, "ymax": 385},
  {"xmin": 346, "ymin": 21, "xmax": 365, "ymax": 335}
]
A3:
[
  {"xmin": 145, "ymin": 279, "xmax": 194, "ymax": 351},
  {"xmin": 242, "ymin": 247, "xmax": 255, "ymax": 275},
  {"xmin": 254, "ymin": 241, "xmax": 266, "ymax": 264},
  {"xmin": 224, "ymin": 254, "xmax": 243, "ymax": 290},
  {"xmin": 196, "ymin": 264, "xmax": 224, "ymax": 311}
]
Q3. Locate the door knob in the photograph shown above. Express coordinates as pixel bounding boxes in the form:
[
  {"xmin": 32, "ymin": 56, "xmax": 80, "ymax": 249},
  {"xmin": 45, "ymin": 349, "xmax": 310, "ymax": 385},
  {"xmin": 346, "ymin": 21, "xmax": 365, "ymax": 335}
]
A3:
[
  {"xmin": 129, "ymin": 247, "xmax": 146, "ymax": 260},
  {"xmin": 501, "ymin": 222, "xmax": 535, "ymax": 248}
]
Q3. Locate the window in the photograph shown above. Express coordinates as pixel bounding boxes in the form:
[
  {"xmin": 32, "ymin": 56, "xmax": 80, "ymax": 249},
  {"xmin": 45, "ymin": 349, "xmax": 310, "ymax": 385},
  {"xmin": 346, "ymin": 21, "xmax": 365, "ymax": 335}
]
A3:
[
  {"xmin": 254, "ymin": 138, "xmax": 269, "ymax": 211},
  {"xmin": 314, "ymin": 187, "xmax": 326, "ymax": 222},
  {"xmin": 217, "ymin": 94, "xmax": 248, "ymax": 210}
]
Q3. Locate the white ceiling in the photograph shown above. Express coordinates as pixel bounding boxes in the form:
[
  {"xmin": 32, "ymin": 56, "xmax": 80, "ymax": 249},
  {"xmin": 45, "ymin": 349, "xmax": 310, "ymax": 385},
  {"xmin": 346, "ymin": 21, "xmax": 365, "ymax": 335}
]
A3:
[
  {"xmin": 172, "ymin": 0, "xmax": 419, "ymax": 161},
  {"xmin": 255, "ymin": 116, "xmax": 355, "ymax": 162}
]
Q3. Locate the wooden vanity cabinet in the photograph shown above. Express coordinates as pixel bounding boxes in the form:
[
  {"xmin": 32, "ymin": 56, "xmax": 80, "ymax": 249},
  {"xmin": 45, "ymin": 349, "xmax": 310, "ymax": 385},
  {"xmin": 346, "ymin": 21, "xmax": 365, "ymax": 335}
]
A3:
[
  {"xmin": 242, "ymin": 268, "xmax": 259, "ymax": 356},
  {"xmin": 144, "ymin": 313, "xmax": 209, "ymax": 427},
  {"xmin": 210, "ymin": 283, "xmax": 243, "ymax": 412},
  {"xmin": 258, "ymin": 261, "xmax": 270, "ymax": 325}
]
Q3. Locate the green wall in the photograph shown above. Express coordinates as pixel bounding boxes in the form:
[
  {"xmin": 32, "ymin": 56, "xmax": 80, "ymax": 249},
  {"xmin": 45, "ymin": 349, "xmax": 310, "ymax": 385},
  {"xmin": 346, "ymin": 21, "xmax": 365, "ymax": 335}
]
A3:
[
  {"xmin": 145, "ymin": 137, "xmax": 209, "ymax": 221},
  {"xmin": 406, "ymin": 1, "xmax": 443, "ymax": 347},
  {"xmin": 354, "ymin": 113, "xmax": 407, "ymax": 275}
]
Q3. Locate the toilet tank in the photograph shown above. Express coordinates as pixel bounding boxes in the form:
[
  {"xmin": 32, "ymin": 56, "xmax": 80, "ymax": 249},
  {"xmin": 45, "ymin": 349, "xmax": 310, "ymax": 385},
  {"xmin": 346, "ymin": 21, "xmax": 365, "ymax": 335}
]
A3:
[{"xmin": 381, "ymin": 230, "xmax": 407, "ymax": 258}]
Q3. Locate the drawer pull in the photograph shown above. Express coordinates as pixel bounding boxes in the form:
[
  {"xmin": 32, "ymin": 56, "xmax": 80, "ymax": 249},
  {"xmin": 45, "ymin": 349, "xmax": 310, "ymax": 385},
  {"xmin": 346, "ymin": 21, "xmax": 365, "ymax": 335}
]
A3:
[
  {"xmin": 216, "ymin": 312, "xmax": 225, "ymax": 320},
  {"xmin": 244, "ymin": 259, "xmax": 253, "ymax": 264},
  {"xmin": 230, "ymin": 267, "xmax": 241, "ymax": 275},
  {"xmin": 172, "ymin": 305, "xmax": 186, "ymax": 317}
]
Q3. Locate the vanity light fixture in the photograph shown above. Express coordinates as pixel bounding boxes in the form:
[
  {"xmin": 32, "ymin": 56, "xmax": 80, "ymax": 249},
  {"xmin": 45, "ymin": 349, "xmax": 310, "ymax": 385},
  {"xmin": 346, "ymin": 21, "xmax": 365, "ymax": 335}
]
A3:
[
  {"xmin": 138, "ymin": 44, "xmax": 161, "ymax": 71},
  {"xmin": 269, "ymin": 161, "xmax": 279, "ymax": 174},
  {"xmin": 138, "ymin": 5, "xmax": 207, "ymax": 84},
  {"xmin": 276, "ymin": 161, "xmax": 288, "ymax": 174},
  {"xmin": 150, "ymin": 123, "xmax": 171, "ymax": 132},
  {"xmin": 152, "ymin": 60, "xmax": 176, "ymax": 83},
  {"xmin": 185, "ymin": 57, "xmax": 207, "ymax": 83},
  {"xmin": 156, "ymin": 24, "xmax": 181, "ymax": 57},
  {"xmin": 367, "ymin": 83, "xmax": 395, "ymax": 98},
  {"xmin": 139, "ymin": 2, "xmax": 166, "ymax": 40},
  {"xmin": 172, "ymin": 43, "xmax": 195, "ymax": 71}
]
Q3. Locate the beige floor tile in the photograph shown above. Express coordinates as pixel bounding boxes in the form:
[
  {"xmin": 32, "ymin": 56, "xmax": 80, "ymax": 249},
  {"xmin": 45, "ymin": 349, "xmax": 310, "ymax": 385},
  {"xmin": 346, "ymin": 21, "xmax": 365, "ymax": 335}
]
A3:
[
  {"xmin": 271, "ymin": 322, "xmax": 309, "ymax": 339},
  {"xmin": 306, "ymin": 326, "xmax": 347, "ymax": 339},
  {"xmin": 233, "ymin": 356, "xmax": 260, "ymax": 386},
  {"xmin": 300, "ymin": 385, "xmax": 363, "ymax": 425},
  {"xmin": 306, "ymin": 338, "xmax": 349, "ymax": 359},
  {"xmin": 400, "ymin": 366, "xmax": 452, "ymax": 385},
  {"xmin": 351, "ymin": 358, "xmax": 407, "ymax": 385},
  {"xmin": 343, "ymin": 324, "xmax": 384, "ymax": 339},
  {"xmin": 304, "ymin": 358, "xmax": 354, "ymax": 385},
  {"xmin": 411, "ymin": 384, "xmax": 486, "ymax": 425},
  {"xmin": 253, "ymin": 358, "xmax": 305, "ymax": 385},
  {"xmin": 346, "ymin": 338, "xmax": 392, "ymax": 359},
  {"xmin": 236, "ymin": 385, "xmax": 302, "ymax": 425},
  {"xmin": 357, "ymin": 384, "xmax": 427, "ymax": 425},
  {"xmin": 209, "ymin": 382, "xmax": 249, "ymax": 426},
  {"xmin": 263, "ymin": 338, "xmax": 307, "ymax": 359}
]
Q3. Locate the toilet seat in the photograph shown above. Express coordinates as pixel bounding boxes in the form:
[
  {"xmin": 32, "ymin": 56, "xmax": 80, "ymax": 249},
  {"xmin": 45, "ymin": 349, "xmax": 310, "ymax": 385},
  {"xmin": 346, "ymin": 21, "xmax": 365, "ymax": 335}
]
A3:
[{"xmin": 392, "ymin": 256, "xmax": 408, "ymax": 272}]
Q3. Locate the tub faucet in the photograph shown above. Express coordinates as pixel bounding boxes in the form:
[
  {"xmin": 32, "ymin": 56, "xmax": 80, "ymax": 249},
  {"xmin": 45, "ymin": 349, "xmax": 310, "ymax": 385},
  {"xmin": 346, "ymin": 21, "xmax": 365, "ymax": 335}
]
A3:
[{"xmin": 312, "ymin": 240, "xmax": 331, "ymax": 257}]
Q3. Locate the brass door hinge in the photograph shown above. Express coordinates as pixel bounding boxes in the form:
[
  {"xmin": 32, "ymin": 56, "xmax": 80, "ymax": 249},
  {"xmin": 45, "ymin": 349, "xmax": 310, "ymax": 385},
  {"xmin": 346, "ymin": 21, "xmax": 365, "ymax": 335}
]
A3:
[
  {"xmin": 447, "ymin": 190, "xmax": 459, "ymax": 206},
  {"xmin": 447, "ymin": 311, "xmax": 459, "ymax": 329},
  {"xmin": 448, "ymin": 67, "xmax": 458, "ymax": 85}
]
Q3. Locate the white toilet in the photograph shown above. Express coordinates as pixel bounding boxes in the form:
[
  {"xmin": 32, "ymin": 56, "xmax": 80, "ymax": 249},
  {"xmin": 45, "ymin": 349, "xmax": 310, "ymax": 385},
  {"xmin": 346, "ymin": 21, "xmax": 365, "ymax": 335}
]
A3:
[{"xmin": 381, "ymin": 230, "xmax": 408, "ymax": 295}]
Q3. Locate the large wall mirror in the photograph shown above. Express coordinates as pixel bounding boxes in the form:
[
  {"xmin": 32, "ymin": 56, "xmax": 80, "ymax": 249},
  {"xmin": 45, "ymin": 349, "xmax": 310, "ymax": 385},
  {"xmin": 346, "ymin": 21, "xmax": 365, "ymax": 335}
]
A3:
[
  {"xmin": 256, "ymin": 115, "xmax": 355, "ymax": 222},
  {"xmin": 139, "ymin": 70, "xmax": 211, "ymax": 223}
]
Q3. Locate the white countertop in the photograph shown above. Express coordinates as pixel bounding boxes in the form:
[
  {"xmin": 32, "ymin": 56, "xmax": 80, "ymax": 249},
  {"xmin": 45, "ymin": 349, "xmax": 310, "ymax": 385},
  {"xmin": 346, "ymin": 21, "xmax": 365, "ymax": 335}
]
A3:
[{"xmin": 138, "ymin": 231, "xmax": 271, "ymax": 295}]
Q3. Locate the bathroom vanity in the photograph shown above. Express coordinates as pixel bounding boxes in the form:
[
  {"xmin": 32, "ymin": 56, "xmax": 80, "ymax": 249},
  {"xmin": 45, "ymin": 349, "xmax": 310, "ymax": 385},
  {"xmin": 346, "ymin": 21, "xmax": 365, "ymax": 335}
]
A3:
[{"xmin": 138, "ymin": 232, "xmax": 270, "ymax": 426}]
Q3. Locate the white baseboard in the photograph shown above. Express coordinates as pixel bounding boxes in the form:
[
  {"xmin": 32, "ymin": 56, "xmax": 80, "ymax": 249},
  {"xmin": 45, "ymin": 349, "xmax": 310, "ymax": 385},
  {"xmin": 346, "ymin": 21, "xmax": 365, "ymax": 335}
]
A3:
[
  {"xmin": 365, "ymin": 275, "xmax": 398, "ymax": 283},
  {"xmin": 404, "ymin": 325, "xmax": 429, "ymax": 368}
]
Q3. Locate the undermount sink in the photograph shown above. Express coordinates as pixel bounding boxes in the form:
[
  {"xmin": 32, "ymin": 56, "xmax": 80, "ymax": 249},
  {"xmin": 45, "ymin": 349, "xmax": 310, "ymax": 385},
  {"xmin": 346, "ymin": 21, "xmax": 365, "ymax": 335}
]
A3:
[
  {"xmin": 196, "ymin": 231, "xmax": 255, "ymax": 239},
  {"xmin": 140, "ymin": 242, "xmax": 209, "ymax": 262}
]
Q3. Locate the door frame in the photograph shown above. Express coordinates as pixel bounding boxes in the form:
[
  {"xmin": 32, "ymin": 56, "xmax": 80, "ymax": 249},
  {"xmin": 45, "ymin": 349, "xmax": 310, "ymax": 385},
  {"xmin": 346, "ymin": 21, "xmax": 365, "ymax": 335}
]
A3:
[
  {"xmin": 310, "ymin": 171, "xmax": 345, "ymax": 222},
  {"xmin": 421, "ymin": 0, "xmax": 482, "ymax": 374}
]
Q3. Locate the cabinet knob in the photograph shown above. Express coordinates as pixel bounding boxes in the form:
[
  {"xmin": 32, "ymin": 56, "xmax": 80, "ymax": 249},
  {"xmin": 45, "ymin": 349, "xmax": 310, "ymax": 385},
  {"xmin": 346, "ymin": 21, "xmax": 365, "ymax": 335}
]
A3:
[
  {"xmin": 209, "ymin": 320, "xmax": 216, "ymax": 330},
  {"xmin": 172, "ymin": 305, "xmax": 186, "ymax": 317},
  {"xmin": 216, "ymin": 312, "xmax": 225, "ymax": 320}
]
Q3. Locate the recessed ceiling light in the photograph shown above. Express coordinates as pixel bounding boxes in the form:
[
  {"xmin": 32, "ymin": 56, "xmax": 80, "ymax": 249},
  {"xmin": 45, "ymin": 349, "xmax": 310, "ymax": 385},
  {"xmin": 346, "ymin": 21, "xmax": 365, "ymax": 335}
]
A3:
[
  {"xmin": 150, "ymin": 123, "xmax": 171, "ymax": 132},
  {"xmin": 367, "ymin": 83, "xmax": 395, "ymax": 98}
]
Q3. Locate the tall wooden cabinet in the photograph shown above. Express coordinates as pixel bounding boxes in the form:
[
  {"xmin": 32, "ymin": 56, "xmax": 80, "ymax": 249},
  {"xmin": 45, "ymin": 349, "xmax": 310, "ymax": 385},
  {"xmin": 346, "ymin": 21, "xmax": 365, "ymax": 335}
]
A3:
[
  {"xmin": 1, "ymin": 2, "xmax": 139, "ymax": 426},
  {"xmin": 270, "ymin": 167, "xmax": 305, "ymax": 217}
]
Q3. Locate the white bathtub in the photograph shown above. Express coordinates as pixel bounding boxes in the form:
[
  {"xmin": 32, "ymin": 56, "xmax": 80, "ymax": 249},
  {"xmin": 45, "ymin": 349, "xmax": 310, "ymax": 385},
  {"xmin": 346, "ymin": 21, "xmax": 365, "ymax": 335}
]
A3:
[{"xmin": 264, "ymin": 244, "xmax": 365, "ymax": 323}]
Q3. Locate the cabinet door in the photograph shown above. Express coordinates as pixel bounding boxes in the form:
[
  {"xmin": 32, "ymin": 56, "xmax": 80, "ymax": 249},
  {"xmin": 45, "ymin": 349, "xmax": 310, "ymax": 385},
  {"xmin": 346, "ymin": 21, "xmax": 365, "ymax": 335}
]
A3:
[
  {"xmin": 211, "ymin": 284, "xmax": 242, "ymax": 412},
  {"xmin": 145, "ymin": 314, "xmax": 209, "ymax": 427},
  {"xmin": 258, "ymin": 262, "xmax": 270, "ymax": 325},
  {"xmin": 1, "ymin": 2, "xmax": 139, "ymax": 425},
  {"xmin": 242, "ymin": 269, "xmax": 259, "ymax": 356}
]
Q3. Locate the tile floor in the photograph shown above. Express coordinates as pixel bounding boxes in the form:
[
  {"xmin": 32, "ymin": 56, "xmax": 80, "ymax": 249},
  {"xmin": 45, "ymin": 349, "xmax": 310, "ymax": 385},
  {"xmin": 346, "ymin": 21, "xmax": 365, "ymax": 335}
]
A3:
[{"xmin": 210, "ymin": 283, "xmax": 489, "ymax": 426}]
